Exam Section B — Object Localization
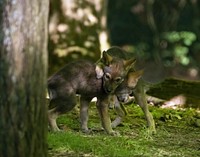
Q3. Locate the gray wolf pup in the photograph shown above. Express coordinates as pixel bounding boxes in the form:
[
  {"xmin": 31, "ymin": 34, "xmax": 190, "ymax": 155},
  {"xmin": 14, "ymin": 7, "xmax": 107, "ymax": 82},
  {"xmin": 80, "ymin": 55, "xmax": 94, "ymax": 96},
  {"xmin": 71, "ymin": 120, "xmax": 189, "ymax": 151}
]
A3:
[{"xmin": 47, "ymin": 51, "xmax": 135, "ymax": 135}]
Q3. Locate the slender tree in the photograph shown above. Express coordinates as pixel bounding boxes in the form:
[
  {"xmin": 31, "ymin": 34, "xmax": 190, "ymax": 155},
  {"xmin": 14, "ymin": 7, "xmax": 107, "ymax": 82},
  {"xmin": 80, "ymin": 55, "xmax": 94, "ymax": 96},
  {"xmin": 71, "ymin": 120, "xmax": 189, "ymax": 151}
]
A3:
[{"xmin": 0, "ymin": 0, "xmax": 49, "ymax": 156}]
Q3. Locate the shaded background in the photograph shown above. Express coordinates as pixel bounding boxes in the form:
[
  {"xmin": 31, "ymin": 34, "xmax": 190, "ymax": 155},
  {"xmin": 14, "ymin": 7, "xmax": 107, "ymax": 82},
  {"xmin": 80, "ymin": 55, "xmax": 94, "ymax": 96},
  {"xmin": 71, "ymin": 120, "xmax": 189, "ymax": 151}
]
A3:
[{"xmin": 48, "ymin": 0, "xmax": 200, "ymax": 82}]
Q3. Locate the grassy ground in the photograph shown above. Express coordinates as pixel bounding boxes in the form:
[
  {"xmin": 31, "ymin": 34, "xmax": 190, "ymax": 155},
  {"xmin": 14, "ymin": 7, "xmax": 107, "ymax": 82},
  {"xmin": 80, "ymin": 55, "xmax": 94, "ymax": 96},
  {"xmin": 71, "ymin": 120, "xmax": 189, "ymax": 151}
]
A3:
[{"xmin": 48, "ymin": 103, "xmax": 200, "ymax": 157}]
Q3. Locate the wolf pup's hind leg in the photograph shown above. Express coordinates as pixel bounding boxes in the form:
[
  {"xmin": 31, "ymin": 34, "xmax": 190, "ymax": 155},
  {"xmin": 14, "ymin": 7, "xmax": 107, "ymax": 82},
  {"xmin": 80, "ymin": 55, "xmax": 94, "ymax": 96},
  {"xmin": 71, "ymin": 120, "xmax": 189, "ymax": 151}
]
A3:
[
  {"xmin": 48, "ymin": 94, "xmax": 77, "ymax": 132},
  {"xmin": 48, "ymin": 108, "xmax": 61, "ymax": 131},
  {"xmin": 133, "ymin": 81, "xmax": 156, "ymax": 134}
]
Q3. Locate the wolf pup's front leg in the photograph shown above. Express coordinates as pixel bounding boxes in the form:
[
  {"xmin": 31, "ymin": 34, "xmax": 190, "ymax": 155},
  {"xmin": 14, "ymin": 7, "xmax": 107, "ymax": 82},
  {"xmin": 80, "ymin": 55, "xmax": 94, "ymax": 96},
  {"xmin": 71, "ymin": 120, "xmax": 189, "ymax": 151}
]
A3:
[
  {"xmin": 47, "ymin": 85, "xmax": 77, "ymax": 131},
  {"xmin": 111, "ymin": 95, "xmax": 127, "ymax": 128},
  {"xmin": 96, "ymin": 97, "xmax": 119, "ymax": 136}
]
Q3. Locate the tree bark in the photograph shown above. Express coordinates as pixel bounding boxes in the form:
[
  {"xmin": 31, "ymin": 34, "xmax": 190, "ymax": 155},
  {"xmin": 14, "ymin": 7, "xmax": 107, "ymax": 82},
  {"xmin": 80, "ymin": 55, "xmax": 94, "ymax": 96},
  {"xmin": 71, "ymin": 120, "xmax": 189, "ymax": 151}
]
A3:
[{"xmin": 0, "ymin": 0, "xmax": 49, "ymax": 157}]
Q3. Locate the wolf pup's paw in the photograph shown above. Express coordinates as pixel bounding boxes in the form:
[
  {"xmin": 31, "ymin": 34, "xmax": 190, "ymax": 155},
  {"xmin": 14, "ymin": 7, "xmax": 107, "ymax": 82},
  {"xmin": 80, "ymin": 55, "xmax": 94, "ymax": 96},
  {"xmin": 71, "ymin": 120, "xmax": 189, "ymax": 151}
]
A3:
[
  {"xmin": 81, "ymin": 128, "xmax": 92, "ymax": 134},
  {"xmin": 111, "ymin": 117, "xmax": 123, "ymax": 128},
  {"xmin": 149, "ymin": 127, "xmax": 156, "ymax": 135},
  {"xmin": 95, "ymin": 65, "xmax": 104, "ymax": 79},
  {"xmin": 48, "ymin": 125, "xmax": 61, "ymax": 132},
  {"xmin": 142, "ymin": 127, "xmax": 156, "ymax": 139},
  {"xmin": 50, "ymin": 127, "xmax": 61, "ymax": 132},
  {"xmin": 109, "ymin": 130, "xmax": 120, "ymax": 136}
]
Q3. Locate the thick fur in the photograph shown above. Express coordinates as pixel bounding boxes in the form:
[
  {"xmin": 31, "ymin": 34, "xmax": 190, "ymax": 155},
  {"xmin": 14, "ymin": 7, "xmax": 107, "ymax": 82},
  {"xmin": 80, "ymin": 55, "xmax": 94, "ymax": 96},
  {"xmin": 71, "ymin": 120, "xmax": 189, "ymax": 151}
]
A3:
[{"xmin": 48, "ymin": 52, "xmax": 135, "ymax": 135}]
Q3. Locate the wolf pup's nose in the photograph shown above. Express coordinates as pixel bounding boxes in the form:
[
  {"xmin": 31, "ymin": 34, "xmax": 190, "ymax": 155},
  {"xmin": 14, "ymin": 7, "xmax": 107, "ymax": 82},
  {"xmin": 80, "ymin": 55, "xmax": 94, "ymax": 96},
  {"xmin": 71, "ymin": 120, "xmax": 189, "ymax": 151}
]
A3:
[{"xmin": 118, "ymin": 96, "xmax": 128, "ymax": 103}]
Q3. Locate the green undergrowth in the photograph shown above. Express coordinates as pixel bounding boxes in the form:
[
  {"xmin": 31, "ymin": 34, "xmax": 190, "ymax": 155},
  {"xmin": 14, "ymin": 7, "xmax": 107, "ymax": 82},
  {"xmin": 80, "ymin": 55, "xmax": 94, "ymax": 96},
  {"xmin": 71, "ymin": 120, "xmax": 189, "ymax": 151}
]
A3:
[{"xmin": 48, "ymin": 103, "xmax": 200, "ymax": 157}]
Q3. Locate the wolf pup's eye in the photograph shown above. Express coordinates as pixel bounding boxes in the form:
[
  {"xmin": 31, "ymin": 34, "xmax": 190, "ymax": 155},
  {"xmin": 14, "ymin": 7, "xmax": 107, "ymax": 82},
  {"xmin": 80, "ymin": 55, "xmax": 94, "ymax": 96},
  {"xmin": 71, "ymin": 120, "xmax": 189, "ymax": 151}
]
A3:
[
  {"xmin": 114, "ymin": 77, "xmax": 123, "ymax": 83},
  {"xmin": 104, "ymin": 73, "xmax": 111, "ymax": 80}
]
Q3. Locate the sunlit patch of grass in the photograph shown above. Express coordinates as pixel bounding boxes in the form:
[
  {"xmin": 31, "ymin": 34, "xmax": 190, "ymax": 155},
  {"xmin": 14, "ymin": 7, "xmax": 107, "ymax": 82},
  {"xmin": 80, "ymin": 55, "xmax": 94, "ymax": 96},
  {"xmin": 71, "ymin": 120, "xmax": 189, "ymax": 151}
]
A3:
[
  {"xmin": 48, "ymin": 104, "xmax": 200, "ymax": 157},
  {"xmin": 48, "ymin": 131, "xmax": 153, "ymax": 157}
]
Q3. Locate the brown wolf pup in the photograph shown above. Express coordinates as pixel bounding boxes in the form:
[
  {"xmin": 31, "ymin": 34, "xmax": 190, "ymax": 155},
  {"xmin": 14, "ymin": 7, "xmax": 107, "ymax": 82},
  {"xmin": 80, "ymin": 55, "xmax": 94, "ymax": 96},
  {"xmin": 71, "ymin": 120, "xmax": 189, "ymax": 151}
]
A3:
[
  {"xmin": 95, "ymin": 46, "xmax": 156, "ymax": 134},
  {"xmin": 111, "ymin": 70, "xmax": 143, "ymax": 128},
  {"xmin": 47, "ymin": 51, "xmax": 135, "ymax": 135}
]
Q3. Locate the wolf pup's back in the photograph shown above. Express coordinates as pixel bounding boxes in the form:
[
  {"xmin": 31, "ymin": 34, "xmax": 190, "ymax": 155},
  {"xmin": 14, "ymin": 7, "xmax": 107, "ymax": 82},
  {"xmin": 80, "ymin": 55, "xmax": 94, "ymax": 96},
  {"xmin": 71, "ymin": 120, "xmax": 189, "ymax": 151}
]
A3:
[{"xmin": 48, "ymin": 60, "xmax": 103, "ymax": 99}]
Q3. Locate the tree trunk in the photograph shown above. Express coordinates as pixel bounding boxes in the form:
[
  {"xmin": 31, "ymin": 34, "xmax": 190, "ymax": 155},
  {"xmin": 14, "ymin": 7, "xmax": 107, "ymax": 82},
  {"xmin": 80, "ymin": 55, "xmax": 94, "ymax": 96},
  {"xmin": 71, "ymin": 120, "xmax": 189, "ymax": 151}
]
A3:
[
  {"xmin": 146, "ymin": 78, "xmax": 200, "ymax": 108},
  {"xmin": 0, "ymin": 0, "xmax": 49, "ymax": 157}
]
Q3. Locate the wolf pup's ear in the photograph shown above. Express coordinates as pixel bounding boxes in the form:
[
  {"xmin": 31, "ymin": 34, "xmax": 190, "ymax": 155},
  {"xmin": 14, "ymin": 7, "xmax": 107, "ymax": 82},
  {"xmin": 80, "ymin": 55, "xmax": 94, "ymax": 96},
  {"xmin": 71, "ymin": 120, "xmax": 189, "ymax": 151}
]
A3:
[
  {"xmin": 123, "ymin": 58, "xmax": 136, "ymax": 71},
  {"xmin": 127, "ymin": 70, "xmax": 143, "ymax": 88},
  {"xmin": 95, "ymin": 65, "xmax": 104, "ymax": 79},
  {"xmin": 102, "ymin": 50, "xmax": 113, "ymax": 65}
]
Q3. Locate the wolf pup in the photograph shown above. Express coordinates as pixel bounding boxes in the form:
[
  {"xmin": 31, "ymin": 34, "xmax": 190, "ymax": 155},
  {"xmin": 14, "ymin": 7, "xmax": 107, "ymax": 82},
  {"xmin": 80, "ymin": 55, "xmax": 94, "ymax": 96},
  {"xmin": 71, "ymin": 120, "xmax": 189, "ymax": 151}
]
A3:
[
  {"xmin": 95, "ymin": 46, "xmax": 156, "ymax": 134},
  {"xmin": 47, "ymin": 51, "xmax": 135, "ymax": 135},
  {"xmin": 111, "ymin": 70, "xmax": 143, "ymax": 128}
]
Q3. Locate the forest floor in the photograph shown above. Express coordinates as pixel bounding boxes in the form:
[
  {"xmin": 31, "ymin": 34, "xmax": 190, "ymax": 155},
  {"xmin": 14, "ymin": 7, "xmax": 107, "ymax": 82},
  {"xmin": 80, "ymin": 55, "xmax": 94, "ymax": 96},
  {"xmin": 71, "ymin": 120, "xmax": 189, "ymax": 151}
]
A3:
[{"xmin": 48, "ymin": 102, "xmax": 200, "ymax": 157}]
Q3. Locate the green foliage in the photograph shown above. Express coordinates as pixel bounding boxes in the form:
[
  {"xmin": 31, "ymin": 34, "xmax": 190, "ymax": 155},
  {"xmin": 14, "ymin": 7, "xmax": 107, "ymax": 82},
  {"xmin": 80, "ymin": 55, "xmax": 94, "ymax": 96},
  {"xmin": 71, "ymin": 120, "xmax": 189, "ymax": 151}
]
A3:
[
  {"xmin": 162, "ymin": 31, "xmax": 197, "ymax": 66},
  {"xmin": 163, "ymin": 31, "xmax": 196, "ymax": 45}
]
